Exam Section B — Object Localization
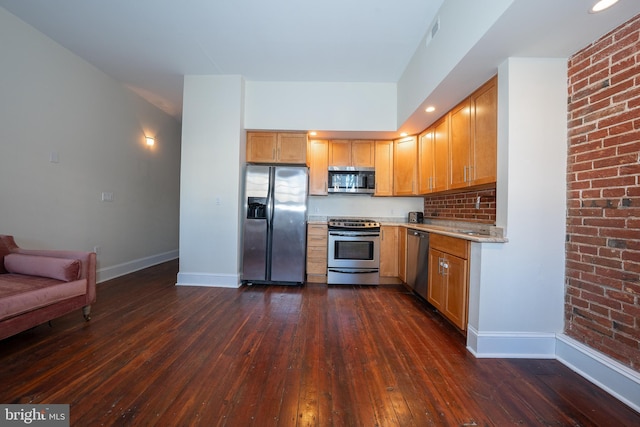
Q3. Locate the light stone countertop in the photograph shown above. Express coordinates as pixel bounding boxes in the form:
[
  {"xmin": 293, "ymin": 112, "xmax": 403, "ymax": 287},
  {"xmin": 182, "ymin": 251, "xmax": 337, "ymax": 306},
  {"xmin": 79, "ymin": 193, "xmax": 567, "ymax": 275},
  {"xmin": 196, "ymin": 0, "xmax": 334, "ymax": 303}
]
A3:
[{"xmin": 307, "ymin": 215, "xmax": 508, "ymax": 243}]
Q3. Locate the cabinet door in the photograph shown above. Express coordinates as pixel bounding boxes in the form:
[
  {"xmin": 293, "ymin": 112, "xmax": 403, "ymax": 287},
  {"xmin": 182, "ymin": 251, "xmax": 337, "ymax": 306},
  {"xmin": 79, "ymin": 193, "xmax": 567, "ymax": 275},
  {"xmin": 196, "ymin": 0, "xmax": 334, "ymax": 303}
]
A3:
[
  {"xmin": 374, "ymin": 141, "xmax": 394, "ymax": 196},
  {"xmin": 432, "ymin": 116, "xmax": 449, "ymax": 193},
  {"xmin": 449, "ymin": 99, "xmax": 471, "ymax": 189},
  {"xmin": 470, "ymin": 76, "xmax": 497, "ymax": 186},
  {"xmin": 247, "ymin": 132, "xmax": 277, "ymax": 163},
  {"xmin": 398, "ymin": 227, "xmax": 407, "ymax": 282},
  {"xmin": 427, "ymin": 248, "xmax": 445, "ymax": 310},
  {"xmin": 277, "ymin": 133, "xmax": 307, "ymax": 164},
  {"xmin": 418, "ymin": 129, "xmax": 435, "ymax": 194},
  {"xmin": 393, "ymin": 136, "xmax": 417, "ymax": 196},
  {"xmin": 443, "ymin": 254, "xmax": 468, "ymax": 331},
  {"xmin": 308, "ymin": 140, "xmax": 328, "ymax": 195},
  {"xmin": 379, "ymin": 226, "xmax": 399, "ymax": 277},
  {"xmin": 328, "ymin": 140, "xmax": 351, "ymax": 166},
  {"xmin": 351, "ymin": 140, "xmax": 375, "ymax": 168}
]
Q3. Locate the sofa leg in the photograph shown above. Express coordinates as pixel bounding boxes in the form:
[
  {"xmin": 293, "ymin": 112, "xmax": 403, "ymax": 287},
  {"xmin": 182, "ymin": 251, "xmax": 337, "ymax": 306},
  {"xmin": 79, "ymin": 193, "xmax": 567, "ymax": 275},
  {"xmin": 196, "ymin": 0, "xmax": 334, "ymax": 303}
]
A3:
[{"xmin": 82, "ymin": 305, "xmax": 91, "ymax": 321}]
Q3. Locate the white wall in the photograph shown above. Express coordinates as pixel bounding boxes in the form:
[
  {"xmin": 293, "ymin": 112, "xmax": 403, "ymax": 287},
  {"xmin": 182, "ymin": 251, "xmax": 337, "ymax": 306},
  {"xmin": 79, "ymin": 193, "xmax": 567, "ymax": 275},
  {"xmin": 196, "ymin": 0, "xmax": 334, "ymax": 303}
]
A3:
[
  {"xmin": 468, "ymin": 57, "xmax": 567, "ymax": 356},
  {"xmin": 177, "ymin": 75, "xmax": 246, "ymax": 288},
  {"xmin": 245, "ymin": 81, "xmax": 397, "ymax": 132},
  {"xmin": 0, "ymin": 8, "xmax": 182, "ymax": 281},
  {"xmin": 397, "ymin": 0, "xmax": 513, "ymax": 126}
]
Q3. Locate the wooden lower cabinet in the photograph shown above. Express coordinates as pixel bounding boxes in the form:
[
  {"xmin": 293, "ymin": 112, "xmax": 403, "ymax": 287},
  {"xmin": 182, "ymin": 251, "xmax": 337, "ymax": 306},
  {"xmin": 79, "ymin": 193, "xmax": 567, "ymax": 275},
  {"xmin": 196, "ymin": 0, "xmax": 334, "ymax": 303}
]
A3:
[
  {"xmin": 427, "ymin": 234, "xmax": 469, "ymax": 331},
  {"xmin": 379, "ymin": 226, "xmax": 399, "ymax": 277},
  {"xmin": 398, "ymin": 227, "xmax": 407, "ymax": 283},
  {"xmin": 306, "ymin": 223, "xmax": 328, "ymax": 283}
]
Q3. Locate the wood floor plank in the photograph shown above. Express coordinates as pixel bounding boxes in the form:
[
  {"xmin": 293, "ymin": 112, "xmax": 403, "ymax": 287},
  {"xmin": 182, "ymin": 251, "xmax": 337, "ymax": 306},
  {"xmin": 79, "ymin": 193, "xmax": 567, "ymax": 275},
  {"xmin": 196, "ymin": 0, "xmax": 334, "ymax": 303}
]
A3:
[{"xmin": 1, "ymin": 260, "xmax": 639, "ymax": 426}]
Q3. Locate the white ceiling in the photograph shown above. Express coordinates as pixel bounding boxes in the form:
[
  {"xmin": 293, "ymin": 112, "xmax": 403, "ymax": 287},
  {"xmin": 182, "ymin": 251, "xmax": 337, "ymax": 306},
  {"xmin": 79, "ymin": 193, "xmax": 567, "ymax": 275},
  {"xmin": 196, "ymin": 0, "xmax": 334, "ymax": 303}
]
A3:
[{"xmin": 1, "ymin": 0, "xmax": 639, "ymax": 136}]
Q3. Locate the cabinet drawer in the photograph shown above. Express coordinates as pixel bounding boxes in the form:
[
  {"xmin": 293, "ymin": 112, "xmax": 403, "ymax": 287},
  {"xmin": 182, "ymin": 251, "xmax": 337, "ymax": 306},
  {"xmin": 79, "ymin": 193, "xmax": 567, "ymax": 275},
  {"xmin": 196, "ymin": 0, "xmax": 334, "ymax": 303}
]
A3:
[
  {"xmin": 307, "ymin": 246, "xmax": 327, "ymax": 259},
  {"xmin": 308, "ymin": 224, "xmax": 328, "ymax": 234},
  {"xmin": 307, "ymin": 260, "xmax": 327, "ymax": 275},
  {"xmin": 307, "ymin": 234, "xmax": 327, "ymax": 246},
  {"xmin": 430, "ymin": 234, "xmax": 469, "ymax": 259}
]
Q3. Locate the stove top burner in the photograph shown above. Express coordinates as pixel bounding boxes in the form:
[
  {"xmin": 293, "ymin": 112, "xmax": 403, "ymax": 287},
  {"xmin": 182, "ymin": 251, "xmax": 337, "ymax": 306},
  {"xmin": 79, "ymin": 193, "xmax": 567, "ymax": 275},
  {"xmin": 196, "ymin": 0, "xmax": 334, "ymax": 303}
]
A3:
[{"xmin": 328, "ymin": 218, "xmax": 381, "ymax": 229}]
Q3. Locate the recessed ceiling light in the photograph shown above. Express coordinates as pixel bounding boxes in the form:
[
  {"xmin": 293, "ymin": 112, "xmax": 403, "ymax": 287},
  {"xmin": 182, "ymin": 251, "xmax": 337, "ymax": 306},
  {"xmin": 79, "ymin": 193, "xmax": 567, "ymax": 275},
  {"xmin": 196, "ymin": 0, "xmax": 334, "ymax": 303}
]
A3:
[
  {"xmin": 309, "ymin": 131, "xmax": 317, "ymax": 136},
  {"xmin": 591, "ymin": 0, "xmax": 619, "ymax": 13},
  {"xmin": 400, "ymin": 132, "xmax": 408, "ymax": 137},
  {"xmin": 425, "ymin": 106, "xmax": 436, "ymax": 113}
]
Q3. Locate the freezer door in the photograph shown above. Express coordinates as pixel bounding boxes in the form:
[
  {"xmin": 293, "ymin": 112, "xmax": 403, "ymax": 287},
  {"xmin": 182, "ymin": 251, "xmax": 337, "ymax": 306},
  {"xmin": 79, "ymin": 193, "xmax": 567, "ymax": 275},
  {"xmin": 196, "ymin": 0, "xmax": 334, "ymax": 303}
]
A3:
[
  {"xmin": 270, "ymin": 167, "xmax": 308, "ymax": 283},
  {"xmin": 242, "ymin": 165, "xmax": 270, "ymax": 281}
]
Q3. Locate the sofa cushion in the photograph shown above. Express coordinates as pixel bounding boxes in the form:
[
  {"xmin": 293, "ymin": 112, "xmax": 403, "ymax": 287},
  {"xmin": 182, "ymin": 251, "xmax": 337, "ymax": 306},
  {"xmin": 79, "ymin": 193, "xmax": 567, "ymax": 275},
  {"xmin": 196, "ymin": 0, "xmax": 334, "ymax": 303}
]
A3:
[
  {"xmin": 0, "ymin": 236, "xmax": 17, "ymax": 274},
  {"xmin": 4, "ymin": 254, "xmax": 81, "ymax": 282},
  {"xmin": 0, "ymin": 274, "xmax": 87, "ymax": 321}
]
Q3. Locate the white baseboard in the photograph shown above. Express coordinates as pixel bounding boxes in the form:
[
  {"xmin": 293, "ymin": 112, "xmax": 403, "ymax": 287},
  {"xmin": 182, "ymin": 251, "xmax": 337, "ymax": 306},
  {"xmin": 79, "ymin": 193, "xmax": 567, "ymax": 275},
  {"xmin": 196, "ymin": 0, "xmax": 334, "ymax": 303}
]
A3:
[
  {"xmin": 466, "ymin": 326, "xmax": 556, "ymax": 359},
  {"xmin": 96, "ymin": 250, "xmax": 179, "ymax": 283},
  {"xmin": 176, "ymin": 272, "xmax": 241, "ymax": 288},
  {"xmin": 466, "ymin": 328, "xmax": 640, "ymax": 412},
  {"xmin": 555, "ymin": 334, "xmax": 640, "ymax": 413}
]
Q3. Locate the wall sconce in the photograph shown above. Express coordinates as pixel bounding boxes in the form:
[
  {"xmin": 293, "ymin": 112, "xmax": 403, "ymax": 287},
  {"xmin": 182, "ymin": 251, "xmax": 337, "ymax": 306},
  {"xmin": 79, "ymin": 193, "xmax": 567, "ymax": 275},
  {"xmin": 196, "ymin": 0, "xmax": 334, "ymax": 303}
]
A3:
[{"xmin": 145, "ymin": 136, "xmax": 155, "ymax": 146}]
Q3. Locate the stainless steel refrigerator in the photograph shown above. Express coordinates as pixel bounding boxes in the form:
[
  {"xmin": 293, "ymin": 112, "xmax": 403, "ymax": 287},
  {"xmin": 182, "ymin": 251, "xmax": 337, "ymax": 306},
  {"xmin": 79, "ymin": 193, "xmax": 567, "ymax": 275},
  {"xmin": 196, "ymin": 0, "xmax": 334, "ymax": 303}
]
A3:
[{"xmin": 242, "ymin": 165, "xmax": 308, "ymax": 285}]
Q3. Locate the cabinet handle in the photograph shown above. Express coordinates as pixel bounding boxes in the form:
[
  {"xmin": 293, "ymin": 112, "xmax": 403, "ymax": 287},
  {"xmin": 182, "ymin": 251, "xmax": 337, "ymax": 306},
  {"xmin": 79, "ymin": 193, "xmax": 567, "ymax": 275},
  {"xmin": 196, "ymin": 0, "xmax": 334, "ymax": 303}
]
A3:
[
  {"xmin": 468, "ymin": 165, "xmax": 473, "ymax": 182},
  {"xmin": 429, "ymin": 176, "xmax": 433, "ymax": 191},
  {"xmin": 463, "ymin": 166, "xmax": 467, "ymax": 183}
]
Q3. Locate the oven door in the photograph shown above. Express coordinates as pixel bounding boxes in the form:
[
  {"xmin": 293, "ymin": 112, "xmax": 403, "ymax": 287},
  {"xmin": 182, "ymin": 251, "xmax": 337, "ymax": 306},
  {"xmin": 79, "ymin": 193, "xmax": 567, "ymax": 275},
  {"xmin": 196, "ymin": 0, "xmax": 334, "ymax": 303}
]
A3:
[{"xmin": 327, "ymin": 230, "xmax": 380, "ymax": 269}]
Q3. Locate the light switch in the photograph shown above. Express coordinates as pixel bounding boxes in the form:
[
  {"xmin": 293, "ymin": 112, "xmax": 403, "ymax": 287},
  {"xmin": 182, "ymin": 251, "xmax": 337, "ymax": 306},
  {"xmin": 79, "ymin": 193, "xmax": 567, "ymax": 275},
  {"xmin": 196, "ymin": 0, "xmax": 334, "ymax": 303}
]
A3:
[
  {"xmin": 101, "ymin": 192, "xmax": 114, "ymax": 202},
  {"xmin": 49, "ymin": 151, "xmax": 59, "ymax": 163}
]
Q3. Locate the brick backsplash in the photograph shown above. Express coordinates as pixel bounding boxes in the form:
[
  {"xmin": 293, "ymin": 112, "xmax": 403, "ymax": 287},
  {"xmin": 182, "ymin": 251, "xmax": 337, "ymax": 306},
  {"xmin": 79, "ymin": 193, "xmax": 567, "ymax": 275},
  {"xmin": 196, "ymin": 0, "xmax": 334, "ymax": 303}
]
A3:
[
  {"xmin": 423, "ymin": 187, "xmax": 496, "ymax": 224},
  {"xmin": 566, "ymin": 13, "xmax": 640, "ymax": 371}
]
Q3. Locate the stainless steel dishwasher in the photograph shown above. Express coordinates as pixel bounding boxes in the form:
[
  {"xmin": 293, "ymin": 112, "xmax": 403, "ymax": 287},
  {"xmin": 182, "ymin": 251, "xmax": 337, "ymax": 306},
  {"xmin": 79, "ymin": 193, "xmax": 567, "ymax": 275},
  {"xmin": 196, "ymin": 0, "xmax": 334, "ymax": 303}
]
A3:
[{"xmin": 406, "ymin": 229, "xmax": 429, "ymax": 299}]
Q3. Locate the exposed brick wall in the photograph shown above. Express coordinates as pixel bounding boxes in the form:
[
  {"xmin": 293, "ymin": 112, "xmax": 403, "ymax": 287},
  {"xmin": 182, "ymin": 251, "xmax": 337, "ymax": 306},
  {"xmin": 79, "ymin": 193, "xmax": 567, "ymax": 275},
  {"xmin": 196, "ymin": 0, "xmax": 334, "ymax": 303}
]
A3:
[
  {"xmin": 423, "ymin": 186, "xmax": 496, "ymax": 223},
  {"xmin": 566, "ymin": 13, "xmax": 640, "ymax": 371}
]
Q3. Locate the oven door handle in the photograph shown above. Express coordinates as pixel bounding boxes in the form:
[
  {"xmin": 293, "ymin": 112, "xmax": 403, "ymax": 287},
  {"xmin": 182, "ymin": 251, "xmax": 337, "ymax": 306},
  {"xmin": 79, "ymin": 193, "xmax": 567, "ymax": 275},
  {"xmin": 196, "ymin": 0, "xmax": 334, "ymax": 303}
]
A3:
[
  {"xmin": 328, "ymin": 231, "xmax": 380, "ymax": 237},
  {"xmin": 328, "ymin": 268, "xmax": 380, "ymax": 274}
]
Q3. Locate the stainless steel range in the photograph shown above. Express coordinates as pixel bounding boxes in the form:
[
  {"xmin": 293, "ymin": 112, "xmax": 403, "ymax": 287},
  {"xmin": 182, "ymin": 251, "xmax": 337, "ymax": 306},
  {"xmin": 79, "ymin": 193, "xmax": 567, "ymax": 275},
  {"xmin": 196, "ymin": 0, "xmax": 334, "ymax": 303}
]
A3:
[{"xmin": 327, "ymin": 218, "xmax": 380, "ymax": 285}]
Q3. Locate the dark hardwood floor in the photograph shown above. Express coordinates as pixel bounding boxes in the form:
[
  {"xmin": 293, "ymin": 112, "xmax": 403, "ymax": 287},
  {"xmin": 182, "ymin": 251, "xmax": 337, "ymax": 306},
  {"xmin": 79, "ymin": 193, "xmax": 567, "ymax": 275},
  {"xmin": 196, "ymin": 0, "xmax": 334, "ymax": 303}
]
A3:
[{"xmin": 1, "ymin": 260, "xmax": 638, "ymax": 426}]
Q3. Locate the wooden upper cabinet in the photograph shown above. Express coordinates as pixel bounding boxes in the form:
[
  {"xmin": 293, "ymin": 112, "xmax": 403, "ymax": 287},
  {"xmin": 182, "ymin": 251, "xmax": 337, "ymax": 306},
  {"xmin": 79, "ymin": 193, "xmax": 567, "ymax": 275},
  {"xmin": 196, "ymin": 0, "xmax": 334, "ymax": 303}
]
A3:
[
  {"xmin": 470, "ymin": 76, "xmax": 497, "ymax": 187},
  {"xmin": 432, "ymin": 116, "xmax": 449, "ymax": 193},
  {"xmin": 329, "ymin": 140, "xmax": 374, "ymax": 168},
  {"xmin": 328, "ymin": 140, "xmax": 351, "ymax": 166},
  {"xmin": 393, "ymin": 136, "xmax": 418, "ymax": 196},
  {"xmin": 374, "ymin": 140, "xmax": 393, "ymax": 196},
  {"xmin": 246, "ymin": 132, "xmax": 307, "ymax": 164},
  {"xmin": 448, "ymin": 75, "xmax": 497, "ymax": 189},
  {"xmin": 418, "ymin": 129, "xmax": 435, "ymax": 194},
  {"xmin": 246, "ymin": 132, "xmax": 277, "ymax": 163},
  {"xmin": 449, "ymin": 99, "xmax": 472, "ymax": 190},
  {"xmin": 308, "ymin": 140, "xmax": 329, "ymax": 196},
  {"xmin": 277, "ymin": 133, "xmax": 307, "ymax": 164},
  {"xmin": 351, "ymin": 140, "xmax": 375, "ymax": 167}
]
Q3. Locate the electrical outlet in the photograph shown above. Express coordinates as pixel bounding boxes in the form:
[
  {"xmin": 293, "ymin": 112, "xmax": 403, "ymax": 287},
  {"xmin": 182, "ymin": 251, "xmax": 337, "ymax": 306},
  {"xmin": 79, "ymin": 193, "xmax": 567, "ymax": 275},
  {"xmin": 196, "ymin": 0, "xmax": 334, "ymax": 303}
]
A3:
[
  {"xmin": 93, "ymin": 246, "xmax": 100, "ymax": 254},
  {"xmin": 101, "ymin": 191, "xmax": 114, "ymax": 202}
]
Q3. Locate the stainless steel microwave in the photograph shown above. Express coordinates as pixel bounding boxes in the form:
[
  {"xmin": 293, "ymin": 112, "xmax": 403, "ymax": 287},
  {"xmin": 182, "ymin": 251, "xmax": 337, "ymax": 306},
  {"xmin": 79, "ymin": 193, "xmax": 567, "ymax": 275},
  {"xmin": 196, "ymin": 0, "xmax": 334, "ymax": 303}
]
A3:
[{"xmin": 328, "ymin": 167, "xmax": 375, "ymax": 194}]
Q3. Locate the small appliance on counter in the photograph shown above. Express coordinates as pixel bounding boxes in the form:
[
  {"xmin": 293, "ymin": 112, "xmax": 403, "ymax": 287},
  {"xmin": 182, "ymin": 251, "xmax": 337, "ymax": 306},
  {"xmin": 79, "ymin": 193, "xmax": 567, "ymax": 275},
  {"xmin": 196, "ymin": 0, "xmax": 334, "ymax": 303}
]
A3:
[{"xmin": 408, "ymin": 212, "xmax": 424, "ymax": 224}]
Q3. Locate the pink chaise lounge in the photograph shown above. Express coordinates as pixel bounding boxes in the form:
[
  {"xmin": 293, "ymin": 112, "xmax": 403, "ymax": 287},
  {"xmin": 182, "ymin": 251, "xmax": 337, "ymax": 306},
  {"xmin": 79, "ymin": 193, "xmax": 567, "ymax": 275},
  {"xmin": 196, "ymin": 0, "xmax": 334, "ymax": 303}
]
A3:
[{"xmin": 0, "ymin": 235, "xmax": 96, "ymax": 340}]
